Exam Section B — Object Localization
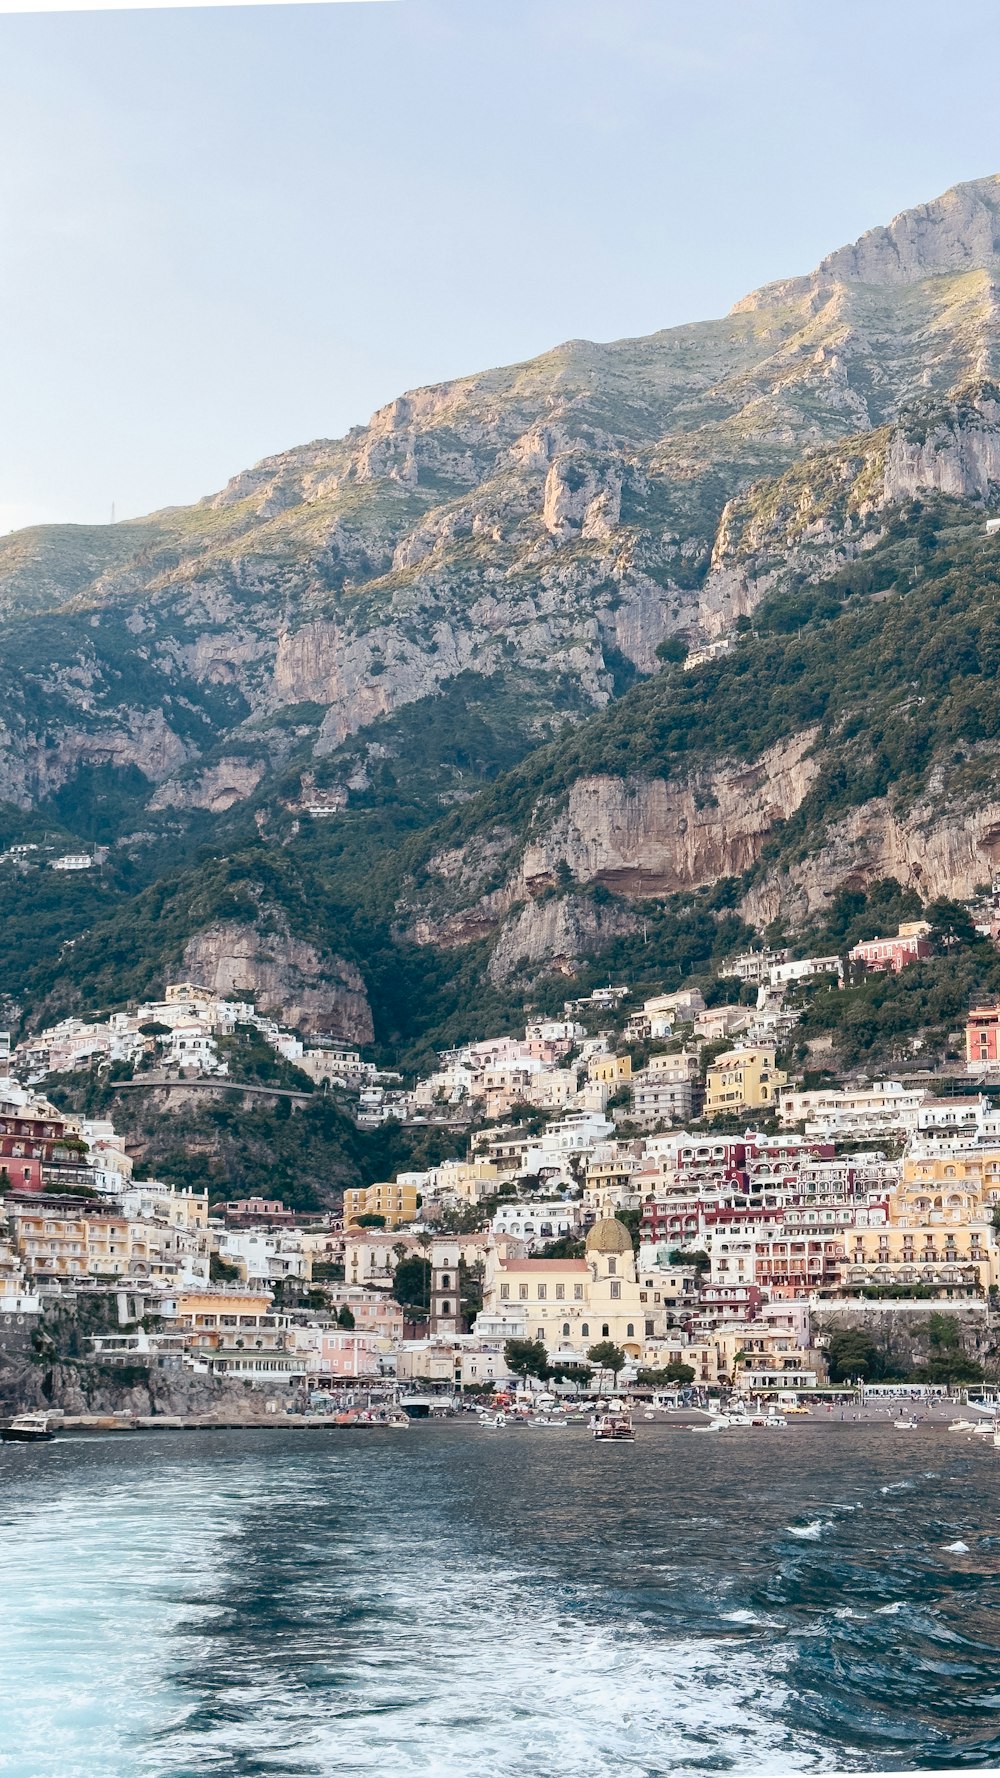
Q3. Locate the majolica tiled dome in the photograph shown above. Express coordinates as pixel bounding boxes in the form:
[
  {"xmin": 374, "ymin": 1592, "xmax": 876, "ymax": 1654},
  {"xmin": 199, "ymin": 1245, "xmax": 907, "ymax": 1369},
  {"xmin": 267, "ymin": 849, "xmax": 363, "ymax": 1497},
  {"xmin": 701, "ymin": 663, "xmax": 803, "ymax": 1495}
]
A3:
[{"xmin": 585, "ymin": 1217, "xmax": 633, "ymax": 1255}]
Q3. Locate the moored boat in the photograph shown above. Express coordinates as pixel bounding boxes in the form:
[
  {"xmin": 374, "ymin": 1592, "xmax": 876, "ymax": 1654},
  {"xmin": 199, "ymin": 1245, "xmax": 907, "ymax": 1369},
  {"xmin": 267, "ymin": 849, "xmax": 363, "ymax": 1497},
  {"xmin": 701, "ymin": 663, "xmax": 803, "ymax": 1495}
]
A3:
[
  {"xmin": 592, "ymin": 1410, "xmax": 634, "ymax": 1441},
  {"xmin": 2, "ymin": 1412, "xmax": 54, "ymax": 1443}
]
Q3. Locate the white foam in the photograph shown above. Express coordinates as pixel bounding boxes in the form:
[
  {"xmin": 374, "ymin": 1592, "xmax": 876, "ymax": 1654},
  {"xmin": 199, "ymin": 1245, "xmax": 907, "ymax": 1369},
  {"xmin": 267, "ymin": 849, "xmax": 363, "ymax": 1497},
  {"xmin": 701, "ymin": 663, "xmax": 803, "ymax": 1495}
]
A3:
[
  {"xmin": 943, "ymin": 1540, "xmax": 970, "ymax": 1553},
  {"xmin": 785, "ymin": 1519, "xmax": 832, "ymax": 1540}
]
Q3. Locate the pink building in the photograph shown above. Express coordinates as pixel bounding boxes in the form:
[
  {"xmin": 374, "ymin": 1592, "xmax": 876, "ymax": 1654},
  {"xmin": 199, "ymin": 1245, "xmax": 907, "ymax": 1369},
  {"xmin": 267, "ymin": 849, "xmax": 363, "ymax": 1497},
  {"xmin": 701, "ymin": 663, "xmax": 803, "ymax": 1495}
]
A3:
[
  {"xmin": 848, "ymin": 925, "xmax": 931, "ymax": 974},
  {"xmin": 307, "ymin": 1331, "xmax": 382, "ymax": 1378}
]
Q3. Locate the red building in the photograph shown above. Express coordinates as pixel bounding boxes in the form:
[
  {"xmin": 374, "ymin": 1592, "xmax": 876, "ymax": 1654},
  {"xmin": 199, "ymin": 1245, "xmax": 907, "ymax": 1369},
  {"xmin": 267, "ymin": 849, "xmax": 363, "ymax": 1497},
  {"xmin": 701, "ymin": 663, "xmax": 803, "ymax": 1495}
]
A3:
[
  {"xmin": 0, "ymin": 1102, "xmax": 75, "ymax": 1195},
  {"xmin": 967, "ymin": 1003, "xmax": 1000, "ymax": 1070}
]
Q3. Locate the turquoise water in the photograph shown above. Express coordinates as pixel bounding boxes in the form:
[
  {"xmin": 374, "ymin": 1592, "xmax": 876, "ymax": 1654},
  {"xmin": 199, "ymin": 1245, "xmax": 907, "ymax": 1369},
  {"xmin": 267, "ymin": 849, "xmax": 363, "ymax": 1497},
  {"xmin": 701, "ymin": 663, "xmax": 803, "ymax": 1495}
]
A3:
[{"xmin": 1, "ymin": 1423, "xmax": 999, "ymax": 1777}]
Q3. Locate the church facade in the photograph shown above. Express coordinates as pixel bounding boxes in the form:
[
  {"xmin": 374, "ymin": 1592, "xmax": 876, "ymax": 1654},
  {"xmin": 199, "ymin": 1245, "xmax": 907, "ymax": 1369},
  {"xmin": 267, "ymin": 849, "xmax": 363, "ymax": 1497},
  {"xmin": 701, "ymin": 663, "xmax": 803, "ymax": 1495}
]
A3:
[{"xmin": 480, "ymin": 1217, "xmax": 666, "ymax": 1361}]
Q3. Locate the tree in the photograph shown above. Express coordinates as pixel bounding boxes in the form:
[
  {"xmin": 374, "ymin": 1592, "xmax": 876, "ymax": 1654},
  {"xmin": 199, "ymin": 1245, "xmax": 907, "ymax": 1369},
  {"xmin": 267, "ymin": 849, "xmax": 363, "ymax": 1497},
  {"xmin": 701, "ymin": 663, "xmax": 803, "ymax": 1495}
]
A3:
[
  {"xmin": 587, "ymin": 1339, "xmax": 626, "ymax": 1376},
  {"xmin": 504, "ymin": 1338, "xmax": 550, "ymax": 1382},
  {"xmin": 392, "ymin": 1254, "xmax": 431, "ymax": 1312},
  {"xmin": 825, "ymin": 1327, "xmax": 884, "ymax": 1383},
  {"xmin": 337, "ymin": 1305, "xmax": 356, "ymax": 1330},
  {"xmin": 927, "ymin": 898, "xmax": 979, "ymax": 952},
  {"xmin": 667, "ymin": 1248, "xmax": 710, "ymax": 1274},
  {"xmin": 547, "ymin": 1360, "xmax": 593, "ymax": 1386},
  {"xmin": 637, "ymin": 1362, "xmax": 695, "ymax": 1387},
  {"xmin": 353, "ymin": 1212, "xmax": 387, "ymax": 1228}
]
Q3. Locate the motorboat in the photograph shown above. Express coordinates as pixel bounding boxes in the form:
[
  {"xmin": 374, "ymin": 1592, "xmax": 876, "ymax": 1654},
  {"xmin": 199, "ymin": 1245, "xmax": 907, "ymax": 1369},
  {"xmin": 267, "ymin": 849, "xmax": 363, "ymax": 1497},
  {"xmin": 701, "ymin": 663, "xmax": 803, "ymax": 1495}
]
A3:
[
  {"xmin": 894, "ymin": 1417, "xmax": 919, "ymax": 1430},
  {"xmin": 593, "ymin": 1410, "xmax": 634, "ymax": 1441},
  {"xmin": 478, "ymin": 1411, "xmax": 507, "ymax": 1430},
  {"xmin": 529, "ymin": 1414, "xmax": 568, "ymax": 1428},
  {"xmin": 2, "ymin": 1412, "xmax": 54, "ymax": 1443}
]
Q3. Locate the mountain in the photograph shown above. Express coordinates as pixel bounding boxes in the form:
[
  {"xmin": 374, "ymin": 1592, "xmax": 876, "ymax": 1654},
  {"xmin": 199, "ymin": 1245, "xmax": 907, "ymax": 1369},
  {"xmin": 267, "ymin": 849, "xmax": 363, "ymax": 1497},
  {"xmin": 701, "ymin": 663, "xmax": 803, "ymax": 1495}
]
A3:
[{"xmin": 7, "ymin": 174, "xmax": 1000, "ymax": 1062}]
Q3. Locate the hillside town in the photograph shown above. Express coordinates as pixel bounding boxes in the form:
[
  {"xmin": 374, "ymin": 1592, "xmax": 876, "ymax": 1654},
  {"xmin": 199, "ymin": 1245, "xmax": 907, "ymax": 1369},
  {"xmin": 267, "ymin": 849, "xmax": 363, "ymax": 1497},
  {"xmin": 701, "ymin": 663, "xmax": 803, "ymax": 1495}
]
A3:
[{"xmin": 4, "ymin": 913, "xmax": 1000, "ymax": 1413}]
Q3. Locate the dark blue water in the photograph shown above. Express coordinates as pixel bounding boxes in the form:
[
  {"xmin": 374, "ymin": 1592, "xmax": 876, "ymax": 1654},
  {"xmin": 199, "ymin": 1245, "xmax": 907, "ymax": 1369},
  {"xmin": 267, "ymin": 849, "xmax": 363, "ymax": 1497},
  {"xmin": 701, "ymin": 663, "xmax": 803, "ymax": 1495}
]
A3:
[{"xmin": 2, "ymin": 1422, "xmax": 999, "ymax": 1777}]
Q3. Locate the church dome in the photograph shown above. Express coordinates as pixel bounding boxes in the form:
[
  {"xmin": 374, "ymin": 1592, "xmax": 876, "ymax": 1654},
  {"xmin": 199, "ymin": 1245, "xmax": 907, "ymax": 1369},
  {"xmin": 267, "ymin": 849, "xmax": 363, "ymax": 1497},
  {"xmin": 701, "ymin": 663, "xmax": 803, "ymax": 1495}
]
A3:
[{"xmin": 585, "ymin": 1217, "xmax": 634, "ymax": 1256}]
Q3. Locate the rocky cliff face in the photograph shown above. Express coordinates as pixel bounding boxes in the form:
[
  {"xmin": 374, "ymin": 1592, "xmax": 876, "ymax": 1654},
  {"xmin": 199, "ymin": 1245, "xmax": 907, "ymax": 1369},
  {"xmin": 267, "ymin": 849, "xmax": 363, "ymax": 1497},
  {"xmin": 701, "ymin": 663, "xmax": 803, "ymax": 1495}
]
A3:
[
  {"xmin": 10, "ymin": 177, "xmax": 1000, "ymax": 1013},
  {"xmin": 181, "ymin": 921, "xmax": 373, "ymax": 1041},
  {"xmin": 6, "ymin": 176, "xmax": 1000, "ymax": 830}
]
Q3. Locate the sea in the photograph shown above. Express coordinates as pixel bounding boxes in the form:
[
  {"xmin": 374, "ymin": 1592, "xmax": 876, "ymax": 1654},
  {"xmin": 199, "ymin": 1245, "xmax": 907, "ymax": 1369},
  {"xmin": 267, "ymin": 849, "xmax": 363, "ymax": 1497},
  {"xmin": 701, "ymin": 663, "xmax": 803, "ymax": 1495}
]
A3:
[{"xmin": 1, "ymin": 1420, "xmax": 999, "ymax": 1778}]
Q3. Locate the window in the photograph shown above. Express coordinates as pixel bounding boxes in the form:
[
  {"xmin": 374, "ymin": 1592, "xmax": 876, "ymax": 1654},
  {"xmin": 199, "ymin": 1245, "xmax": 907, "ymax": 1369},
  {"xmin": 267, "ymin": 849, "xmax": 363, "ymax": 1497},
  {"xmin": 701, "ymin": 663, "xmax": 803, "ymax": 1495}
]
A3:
[
  {"xmin": 537, "ymin": 1284, "xmax": 547, "ymax": 1301},
  {"xmin": 440, "ymin": 1301, "xmax": 450, "ymax": 1315},
  {"xmin": 441, "ymin": 1273, "xmax": 451, "ymax": 1288},
  {"xmin": 608, "ymin": 1257, "xmax": 617, "ymax": 1276},
  {"xmin": 555, "ymin": 1283, "xmax": 565, "ymax": 1301},
  {"xmin": 581, "ymin": 1323, "xmax": 589, "ymax": 1337},
  {"xmin": 574, "ymin": 1284, "xmax": 584, "ymax": 1300},
  {"xmin": 500, "ymin": 1283, "xmax": 509, "ymax": 1300},
  {"xmin": 610, "ymin": 1281, "xmax": 621, "ymax": 1299},
  {"xmin": 601, "ymin": 1323, "xmax": 610, "ymax": 1337},
  {"xmin": 626, "ymin": 1323, "xmax": 634, "ymax": 1337},
  {"xmin": 562, "ymin": 1322, "xmax": 570, "ymax": 1337},
  {"xmin": 645, "ymin": 1319, "xmax": 654, "ymax": 1336},
  {"xmin": 519, "ymin": 1284, "xmax": 528, "ymax": 1300}
]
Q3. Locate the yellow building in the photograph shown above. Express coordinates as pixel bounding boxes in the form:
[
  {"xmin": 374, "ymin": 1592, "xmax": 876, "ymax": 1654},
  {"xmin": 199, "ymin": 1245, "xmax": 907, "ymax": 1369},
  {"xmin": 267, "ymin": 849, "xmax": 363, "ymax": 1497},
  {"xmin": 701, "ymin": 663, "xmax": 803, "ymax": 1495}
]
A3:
[
  {"xmin": 344, "ymin": 1179, "xmax": 419, "ymax": 1230},
  {"xmin": 704, "ymin": 1046, "xmax": 787, "ymax": 1117},
  {"xmin": 842, "ymin": 1223, "xmax": 997, "ymax": 1296},
  {"xmin": 587, "ymin": 1053, "xmax": 632, "ymax": 1086},
  {"xmin": 482, "ymin": 1217, "xmax": 665, "ymax": 1360},
  {"xmin": 165, "ymin": 1286, "xmax": 274, "ymax": 1328},
  {"xmin": 432, "ymin": 1158, "xmax": 501, "ymax": 1205},
  {"xmin": 895, "ymin": 1150, "xmax": 1000, "ymax": 1223},
  {"xmin": 7, "ymin": 1202, "xmax": 88, "ymax": 1282}
]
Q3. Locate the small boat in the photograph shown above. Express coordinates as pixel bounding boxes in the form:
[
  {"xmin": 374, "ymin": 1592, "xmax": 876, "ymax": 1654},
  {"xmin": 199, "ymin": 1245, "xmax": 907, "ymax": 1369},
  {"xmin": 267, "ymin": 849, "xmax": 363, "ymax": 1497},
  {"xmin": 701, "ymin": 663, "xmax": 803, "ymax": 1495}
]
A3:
[
  {"xmin": 2, "ymin": 1412, "xmax": 54, "ymax": 1443},
  {"xmin": 478, "ymin": 1411, "xmax": 507, "ymax": 1430},
  {"xmin": 894, "ymin": 1418, "xmax": 919, "ymax": 1430},
  {"xmin": 529, "ymin": 1414, "xmax": 568, "ymax": 1429},
  {"xmin": 764, "ymin": 1415, "xmax": 787, "ymax": 1429},
  {"xmin": 593, "ymin": 1410, "xmax": 634, "ymax": 1441}
]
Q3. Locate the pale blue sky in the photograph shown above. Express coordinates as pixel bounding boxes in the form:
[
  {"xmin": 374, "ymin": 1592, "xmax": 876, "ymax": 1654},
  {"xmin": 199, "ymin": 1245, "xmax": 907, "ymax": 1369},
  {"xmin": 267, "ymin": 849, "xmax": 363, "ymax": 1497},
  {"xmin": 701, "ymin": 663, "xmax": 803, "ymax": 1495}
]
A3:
[{"xmin": 3, "ymin": 0, "xmax": 1000, "ymax": 529}]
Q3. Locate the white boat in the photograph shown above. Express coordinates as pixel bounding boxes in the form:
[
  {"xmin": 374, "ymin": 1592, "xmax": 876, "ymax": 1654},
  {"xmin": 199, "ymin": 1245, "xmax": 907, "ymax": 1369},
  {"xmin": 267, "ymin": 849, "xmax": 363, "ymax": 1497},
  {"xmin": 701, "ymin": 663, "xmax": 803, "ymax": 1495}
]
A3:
[
  {"xmin": 894, "ymin": 1418, "xmax": 919, "ymax": 1430},
  {"xmin": 478, "ymin": 1411, "xmax": 507, "ymax": 1430},
  {"xmin": 2, "ymin": 1412, "xmax": 53, "ymax": 1443},
  {"xmin": 529, "ymin": 1414, "xmax": 568, "ymax": 1428},
  {"xmin": 764, "ymin": 1415, "xmax": 787, "ymax": 1429},
  {"xmin": 593, "ymin": 1410, "xmax": 634, "ymax": 1441}
]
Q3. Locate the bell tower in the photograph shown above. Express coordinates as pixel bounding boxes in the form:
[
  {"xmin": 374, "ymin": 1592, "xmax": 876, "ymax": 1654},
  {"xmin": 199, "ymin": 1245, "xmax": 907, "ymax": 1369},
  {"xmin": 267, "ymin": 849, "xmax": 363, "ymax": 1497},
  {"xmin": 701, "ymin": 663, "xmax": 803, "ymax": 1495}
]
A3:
[{"xmin": 428, "ymin": 1238, "xmax": 462, "ymax": 1335}]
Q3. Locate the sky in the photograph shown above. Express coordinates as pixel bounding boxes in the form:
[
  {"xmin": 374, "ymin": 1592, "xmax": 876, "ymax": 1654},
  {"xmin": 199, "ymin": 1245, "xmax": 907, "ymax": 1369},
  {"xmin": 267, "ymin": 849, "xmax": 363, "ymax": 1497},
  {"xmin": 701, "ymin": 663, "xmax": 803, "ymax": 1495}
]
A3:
[{"xmin": 4, "ymin": 0, "xmax": 1000, "ymax": 529}]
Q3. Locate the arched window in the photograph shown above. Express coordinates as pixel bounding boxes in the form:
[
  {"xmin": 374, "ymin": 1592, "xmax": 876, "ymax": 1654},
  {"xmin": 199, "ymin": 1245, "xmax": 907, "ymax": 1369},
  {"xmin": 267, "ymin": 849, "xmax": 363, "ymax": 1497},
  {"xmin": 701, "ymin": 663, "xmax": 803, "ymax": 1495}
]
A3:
[
  {"xmin": 441, "ymin": 1273, "xmax": 451, "ymax": 1288},
  {"xmin": 441, "ymin": 1300, "xmax": 450, "ymax": 1315},
  {"xmin": 626, "ymin": 1323, "xmax": 634, "ymax": 1337},
  {"xmin": 581, "ymin": 1323, "xmax": 589, "ymax": 1337},
  {"xmin": 601, "ymin": 1323, "xmax": 609, "ymax": 1337},
  {"xmin": 562, "ymin": 1322, "xmax": 570, "ymax": 1337}
]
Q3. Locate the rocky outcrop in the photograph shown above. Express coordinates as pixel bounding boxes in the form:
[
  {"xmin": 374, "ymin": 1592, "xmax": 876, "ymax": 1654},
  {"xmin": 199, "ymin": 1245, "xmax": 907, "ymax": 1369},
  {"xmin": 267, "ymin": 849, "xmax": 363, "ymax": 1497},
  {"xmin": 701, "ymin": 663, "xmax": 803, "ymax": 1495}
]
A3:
[
  {"xmin": 741, "ymin": 775, "xmax": 1000, "ymax": 929},
  {"xmin": 148, "ymin": 756, "xmax": 267, "ymax": 813},
  {"xmin": 884, "ymin": 389, "xmax": 1000, "ymax": 502},
  {"xmin": 0, "ymin": 708, "xmax": 190, "ymax": 809},
  {"xmin": 181, "ymin": 921, "xmax": 373, "ymax": 1041},
  {"xmin": 487, "ymin": 893, "xmax": 639, "ymax": 984},
  {"xmin": 406, "ymin": 732, "xmax": 822, "ymax": 975},
  {"xmin": 517, "ymin": 732, "xmax": 821, "ymax": 896}
]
